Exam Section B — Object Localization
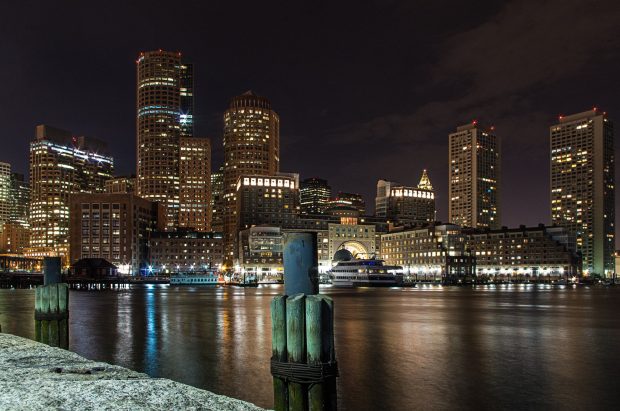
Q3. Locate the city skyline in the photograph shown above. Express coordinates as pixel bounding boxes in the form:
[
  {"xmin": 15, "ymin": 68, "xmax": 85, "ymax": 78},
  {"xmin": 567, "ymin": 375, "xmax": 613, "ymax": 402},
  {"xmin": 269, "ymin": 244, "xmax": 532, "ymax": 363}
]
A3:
[{"xmin": 1, "ymin": 0, "xmax": 620, "ymax": 233}]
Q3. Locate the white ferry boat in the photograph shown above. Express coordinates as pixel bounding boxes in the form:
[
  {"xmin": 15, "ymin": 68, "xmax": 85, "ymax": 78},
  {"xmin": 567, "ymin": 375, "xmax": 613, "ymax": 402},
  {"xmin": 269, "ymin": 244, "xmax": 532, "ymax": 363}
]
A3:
[
  {"xmin": 170, "ymin": 272, "xmax": 220, "ymax": 286},
  {"xmin": 329, "ymin": 252, "xmax": 404, "ymax": 287}
]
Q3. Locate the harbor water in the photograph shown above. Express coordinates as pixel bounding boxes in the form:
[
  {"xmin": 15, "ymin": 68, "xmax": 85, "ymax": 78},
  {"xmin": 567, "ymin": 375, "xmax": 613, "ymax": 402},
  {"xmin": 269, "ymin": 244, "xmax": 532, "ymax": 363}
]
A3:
[{"xmin": 1, "ymin": 284, "xmax": 619, "ymax": 410}]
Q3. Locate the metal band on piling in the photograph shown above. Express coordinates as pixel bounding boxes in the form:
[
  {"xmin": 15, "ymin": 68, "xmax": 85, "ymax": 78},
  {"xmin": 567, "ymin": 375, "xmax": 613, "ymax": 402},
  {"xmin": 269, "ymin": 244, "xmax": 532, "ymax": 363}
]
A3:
[{"xmin": 270, "ymin": 358, "xmax": 339, "ymax": 384}]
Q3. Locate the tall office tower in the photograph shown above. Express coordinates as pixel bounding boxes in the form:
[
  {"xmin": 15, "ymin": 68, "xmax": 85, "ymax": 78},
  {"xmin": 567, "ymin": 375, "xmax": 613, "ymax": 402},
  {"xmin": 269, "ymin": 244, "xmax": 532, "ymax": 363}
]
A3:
[
  {"xmin": 236, "ymin": 173, "xmax": 300, "ymax": 233},
  {"xmin": 550, "ymin": 108, "xmax": 615, "ymax": 277},
  {"xmin": 210, "ymin": 166, "xmax": 224, "ymax": 232},
  {"xmin": 329, "ymin": 192, "xmax": 366, "ymax": 214},
  {"xmin": 0, "ymin": 162, "xmax": 10, "ymax": 232},
  {"xmin": 28, "ymin": 125, "xmax": 113, "ymax": 262},
  {"xmin": 300, "ymin": 177, "xmax": 331, "ymax": 215},
  {"xmin": 180, "ymin": 63, "xmax": 194, "ymax": 137},
  {"xmin": 374, "ymin": 170, "xmax": 436, "ymax": 224},
  {"xmin": 9, "ymin": 172, "xmax": 30, "ymax": 227},
  {"xmin": 448, "ymin": 121, "xmax": 501, "ymax": 229},
  {"xmin": 179, "ymin": 137, "xmax": 211, "ymax": 231},
  {"xmin": 136, "ymin": 50, "xmax": 191, "ymax": 229},
  {"xmin": 223, "ymin": 91, "xmax": 280, "ymax": 262}
]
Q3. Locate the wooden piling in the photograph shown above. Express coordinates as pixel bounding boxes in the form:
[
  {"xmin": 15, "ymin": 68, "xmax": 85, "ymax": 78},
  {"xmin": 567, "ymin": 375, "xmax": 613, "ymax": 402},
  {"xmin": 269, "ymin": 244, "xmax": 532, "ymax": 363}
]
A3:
[
  {"xmin": 271, "ymin": 295, "xmax": 288, "ymax": 411},
  {"xmin": 287, "ymin": 294, "xmax": 307, "ymax": 410},
  {"xmin": 34, "ymin": 283, "xmax": 69, "ymax": 349},
  {"xmin": 306, "ymin": 295, "xmax": 324, "ymax": 411}
]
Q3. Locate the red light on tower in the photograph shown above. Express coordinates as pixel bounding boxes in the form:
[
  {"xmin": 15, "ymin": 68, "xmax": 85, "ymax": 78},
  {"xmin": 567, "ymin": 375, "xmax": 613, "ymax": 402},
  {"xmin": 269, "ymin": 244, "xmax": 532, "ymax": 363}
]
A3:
[
  {"xmin": 472, "ymin": 119, "xmax": 478, "ymax": 125},
  {"xmin": 490, "ymin": 125, "xmax": 495, "ymax": 131}
]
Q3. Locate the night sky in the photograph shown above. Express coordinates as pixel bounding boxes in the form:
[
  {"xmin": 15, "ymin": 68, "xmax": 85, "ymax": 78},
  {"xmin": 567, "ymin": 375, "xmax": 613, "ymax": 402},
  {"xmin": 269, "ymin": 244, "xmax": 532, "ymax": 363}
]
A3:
[{"xmin": 2, "ymin": 0, "xmax": 620, "ymax": 232}]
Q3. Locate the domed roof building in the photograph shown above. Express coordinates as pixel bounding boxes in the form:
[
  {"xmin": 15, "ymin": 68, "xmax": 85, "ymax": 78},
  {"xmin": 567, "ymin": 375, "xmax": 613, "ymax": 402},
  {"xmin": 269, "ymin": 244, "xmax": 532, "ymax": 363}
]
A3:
[{"xmin": 333, "ymin": 248, "xmax": 354, "ymax": 262}]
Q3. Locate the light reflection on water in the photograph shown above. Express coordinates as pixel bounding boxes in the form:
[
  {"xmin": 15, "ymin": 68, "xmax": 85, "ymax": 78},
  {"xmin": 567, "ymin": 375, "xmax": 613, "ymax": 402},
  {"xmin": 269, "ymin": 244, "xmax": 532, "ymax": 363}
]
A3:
[{"xmin": 1, "ymin": 285, "xmax": 620, "ymax": 410}]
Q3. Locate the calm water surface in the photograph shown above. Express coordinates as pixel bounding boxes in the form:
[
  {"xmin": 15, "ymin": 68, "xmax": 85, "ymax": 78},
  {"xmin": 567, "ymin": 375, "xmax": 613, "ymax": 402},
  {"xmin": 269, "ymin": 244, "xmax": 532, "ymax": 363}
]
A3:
[{"xmin": 1, "ymin": 284, "xmax": 620, "ymax": 410}]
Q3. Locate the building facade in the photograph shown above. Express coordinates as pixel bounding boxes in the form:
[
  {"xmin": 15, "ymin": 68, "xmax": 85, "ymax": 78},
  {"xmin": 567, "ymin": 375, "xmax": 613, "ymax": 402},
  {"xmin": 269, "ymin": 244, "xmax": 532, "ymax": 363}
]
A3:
[
  {"xmin": 0, "ymin": 222, "xmax": 30, "ymax": 254},
  {"xmin": 329, "ymin": 192, "xmax": 366, "ymax": 215},
  {"xmin": 449, "ymin": 122, "xmax": 501, "ymax": 229},
  {"xmin": 136, "ymin": 50, "xmax": 192, "ymax": 229},
  {"xmin": 179, "ymin": 137, "xmax": 211, "ymax": 231},
  {"xmin": 465, "ymin": 225, "xmax": 580, "ymax": 279},
  {"xmin": 236, "ymin": 173, "xmax": 300, "ymax": 236},
  {"xmin": 149, "ymin": 230, "xmax": 223, "ymax": 273},
  {"xmin": 381, "ymin": 224, "xmax": 469, "ymax": 280},
  {"xmin": 210, "ymin": 166, "xmax": 224, "ymax": 232},
  {"xmin": 0, "ymin": 162, "xmax": 10, "ymax": 232},
  {"xmin": 28, "ymin": 125, "xmax": 113, "ymax": 262},
  {"xmin": 105, "ymin": 177, "xmax": 135, "ymax": 194},
  {"xmin": 300, "ymin": 177, "xmax": 331, "ymax": 215},
  {"xmin": 550, "ymin": 109, "xmax": 615, "ymax": 277},
  {"xmin": 237, "ymin": 226, "xmax": 283, "ymax": 280},
  {"xmin": 222, "ymin": 91, "xmax": 279, "ymax": 262},
  {"xmin": 375, "ymin": 170, "xmax": 436, "ymax": 225},
  {"xmin": 69, "ymin": 192, "xmax": 164, "ymax": 275},
  {"xmin": 180, "ymin": 62, "xmax": 194, "ymax": 138}
]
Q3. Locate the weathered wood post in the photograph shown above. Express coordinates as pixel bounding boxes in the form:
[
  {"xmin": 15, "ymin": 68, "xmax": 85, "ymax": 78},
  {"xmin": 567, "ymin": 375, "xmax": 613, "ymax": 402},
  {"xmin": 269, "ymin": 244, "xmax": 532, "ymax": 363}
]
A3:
[
  {"xmin": 271, "ymin": 232, "xmax": 338, "ymax": 411},
  {"xmin": 34, "ymin": 257, "xmax": 69, "ymax": 349}
]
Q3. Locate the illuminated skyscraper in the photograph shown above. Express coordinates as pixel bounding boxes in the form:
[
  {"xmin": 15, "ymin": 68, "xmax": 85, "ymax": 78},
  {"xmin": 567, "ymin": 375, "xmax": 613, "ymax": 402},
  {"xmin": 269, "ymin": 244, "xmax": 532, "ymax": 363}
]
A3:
[
  {"xmin": 223, "ymin": 91, "xmax": 279, "ymax": 261},
  {"xmin": 180, "ymin": 63, "xmax": 194, "ymax": 138},
  {"xmin": 448, "ymin": 122, "xmax": 501, "ymax": 229},
  {"xmin": 136, "ymin": 50, "xmax": 192, "ymax": 229},
  {"xmin": 375, "ymin": 170, "xmax": 436, "ymax": 224},
  {"xmin": 28, "ymin": 125, "xmax": 113, "ymax": 262},
  {"xmin": 0, "ymin": 162, "xmax": 10, "ymax": 232},
  {"xmin": 550, "ymin": 109, "xmax": 615, "ymax": 277},
  {"xmin": 179, "ymin": 137, "xmax": 211, "ymax": 231},
  {"xmin": 300, "ymin": 177, "xmax": 331, "ymax": 215},
  {"xmin": 328, "ymin": 192, "xmax": 366, "ymax": 215},
  {"xmin": 210, "ymin": 166, "xmax": 224, "ymax": 232}
]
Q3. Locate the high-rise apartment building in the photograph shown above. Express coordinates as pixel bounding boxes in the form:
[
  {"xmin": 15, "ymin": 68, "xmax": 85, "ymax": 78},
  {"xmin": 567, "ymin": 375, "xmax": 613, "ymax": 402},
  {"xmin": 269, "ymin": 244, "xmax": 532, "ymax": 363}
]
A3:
[
  {"xmin": 300, "ymin": 177, "xmax": 331, "ymax": 215},
  {"xmin": 0, "ymin": 162, "xmax": 10, "ymax": 232},
  {"xmin": 223, "ymin": 91, "xmax": 279, "ymax": 262},
  {"xmin": 9, "ymin": 172, "xmax": 30, "ymax": 227},
  {"xmin": 550, "ymin": 108, "xmax": 615, "ymax": 277},
  {"xmin": 210, "ymin": 166, "xmax": 224, "ymax": 232},
  {"xmin": 136, "ymin": 50, "xmax": 193, "ymax": 229},
  {"xmin": 28, "ymin": 125, "xmax": 113, "ymax": 262},
  {"xmin": 179, "ymin": 137, "xmax": 211, "ymax": 231},
  {"xmin": 180, "ymin": 63, "xmax": 194, "ymax": 138},
  {"xmin": 449, "ymin": 122, "xmax": 501, "ymax": 229},
  {"xmin": 375, "ymin": 170, "xmax": 436, "ymax": 224}
]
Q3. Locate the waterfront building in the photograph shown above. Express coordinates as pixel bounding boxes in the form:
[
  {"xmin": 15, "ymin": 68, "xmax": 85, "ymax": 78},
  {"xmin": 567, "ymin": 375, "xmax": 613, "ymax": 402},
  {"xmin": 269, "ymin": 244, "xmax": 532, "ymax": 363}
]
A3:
[
  {"xmin": 148, "ymin": 230, "xmax": 223, "ymax": 273},
  {"xmin": 381, "ymin": 224, "xmax": 471, "ymax": 280},
  {"xmin": 105, "ymin": 176, "xmax": 135, "ymax": 194},
  {"xmin": 210, "ymin": 166, "xmax": 224, "ymax": 232},
  {"xmin": 223, "ymin": 91, "xmax": 279, "ymax": 262},
  {"xmin": 375, "ymin": 170, "xmax": 436, "ymax": 225},
  {"xmin": 300, "ymin": 177, "xmax": 331, "ymax": 215},
  {"xmin": 0, "ymin": 162, "xmax": 10, "ymax": 232},
  {"xmin": 328, "ymin": 192, "xmax": 366, "ymax": 215},
  {"xmin": 237, "ymin": 226, "xmax": 283, "ymax": 280},
  {"xmin": 236, "ymin": 173, "xmax": 300, "ymax": 234},
  {"xmin": 465, "ymin": 225, "xmax": 580, "ymax": 279},
  {"xmin": 448, "ymin": 121, "xmax": 501, "ymax": 229},
  {"xmin": 136, "ymin": 50, "xmax": 190, "ymax": 229},
  {"xmin": 69, "ymin": 192, "xmax": 164, "ymax": 275},
  {"xmin": 550, "ymin": 109, "xmax": 615, "ymax": 277},
  {"xmin": 380, "ymin": 223, "xmax": 580, "ymax": 281},
  {"xmin": 179, "ymin": 137, "xmax": 211, "ymax": 231},
  {"xmin": 28, "ymin": 125, "xmax": 113, "ymax": 263}
]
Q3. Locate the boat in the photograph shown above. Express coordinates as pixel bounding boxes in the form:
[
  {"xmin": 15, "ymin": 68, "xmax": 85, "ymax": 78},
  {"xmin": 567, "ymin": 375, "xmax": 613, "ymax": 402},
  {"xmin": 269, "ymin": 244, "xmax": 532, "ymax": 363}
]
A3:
[
  {"xmin": 170, "ymin": 271, "xmax": 220, "ymax": 286},
  {"xmin": 231, "ymin": 273, "xmax": 259, "ymax": 287},
  {"xmin": 328, "ymin": 256, "xmax": 404, "ymax": 287}
]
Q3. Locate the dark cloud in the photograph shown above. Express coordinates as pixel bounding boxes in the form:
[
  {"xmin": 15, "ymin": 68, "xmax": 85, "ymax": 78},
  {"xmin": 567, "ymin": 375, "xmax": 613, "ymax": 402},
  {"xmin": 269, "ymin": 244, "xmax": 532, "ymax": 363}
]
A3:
[{"xmin": 0, "ymin": 0, "xmax": 619, "ymax": 240}]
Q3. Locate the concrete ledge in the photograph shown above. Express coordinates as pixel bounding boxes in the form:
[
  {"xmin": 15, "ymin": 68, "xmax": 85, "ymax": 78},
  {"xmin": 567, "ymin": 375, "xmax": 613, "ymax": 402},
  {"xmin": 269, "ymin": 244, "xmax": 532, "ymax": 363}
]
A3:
[{"xmin": 0, "ymin": 333, "xmax": 264, "ymax": 410}]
